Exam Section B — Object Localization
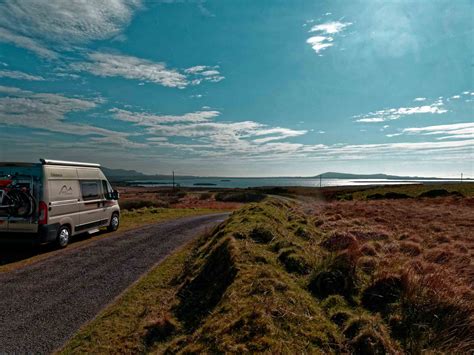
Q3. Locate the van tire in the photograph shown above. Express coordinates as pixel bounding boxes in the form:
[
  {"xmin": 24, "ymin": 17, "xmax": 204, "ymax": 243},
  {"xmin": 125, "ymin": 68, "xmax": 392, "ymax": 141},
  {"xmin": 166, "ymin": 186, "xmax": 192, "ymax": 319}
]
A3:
[
  {"xmin": 56, "ymin": 225, "xmax": 70, "ymax": 248},
  {"xmin": 108, "ymin": 213, "xmax": 120, "ymax": 232}
]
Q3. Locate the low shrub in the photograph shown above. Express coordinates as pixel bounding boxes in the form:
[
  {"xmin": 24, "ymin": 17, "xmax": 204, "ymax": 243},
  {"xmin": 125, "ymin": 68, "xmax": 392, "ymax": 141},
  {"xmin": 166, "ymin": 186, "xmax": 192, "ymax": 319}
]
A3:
[
  {"xmin": 199, "ymin": 192, "xmax": 213, "ymax": 200},
  {"xmin": 360, "ymin": 244, "xmax": 377, "ymax": 256},
  {"xmin": 350, "ymin": 230, "xmax": 389, "ymax": 242},
  {"xmin": 424, "ymin": 248, "xmax": 452, "ymax": 264},
  {"xmin": 278, "ymin": 249, "xmax": 311, "ymax": 275},
  {"xmin": 308, "ymin": 252, "xmax": 358, "ymax": 299},
  {"xmin": 249, "ymin": 226, "xmax": 275, "ymax": 244},
  {"xmin": 144, "ymin": 314, "xmax": 178, "ymax": 345},
  {"xmin": 418, "ymin": 189, "xmax": 463, "ymax": 198},
  {"xmin": 343, "ymin": 316, "xmax": 398, "ymax": 354},
  {"xmin": 174, "ymin": 191, "xmax": 187, "ymax": 198},
  {"xmin": 120, "ymin": 199, "xmax": 169, "ymax": 210},
  {"xmin": 330, "ymin": 310, "xmax": 352, "ymax": 327},
  {"xmin": 367, "ymin": 192, "xmax": 410, "ymax": 200},
  {"xmin": 294, "ymin": 225, "xmax": 313, "ymax": 240},
  {"xmin": 357, "ymin": 256, "xmax": 378, "ymax": 274},
  {"xmin": 361, "ymin": 275, "xmax": 403, "ymax": 313},
  {"xmin": 349, "ymin": 329, "xmax": 394, "ymax": 354},
  {"xmin": 320, "ymin": 232, "xmax": 358, "ymax": 252},
  {"xmin": 215, "ymin": 191, "xmax": 266, "ymax": 203},
  {"xmin": 399, "ymin": 241, "xmax": 422, "ymax": 256}
]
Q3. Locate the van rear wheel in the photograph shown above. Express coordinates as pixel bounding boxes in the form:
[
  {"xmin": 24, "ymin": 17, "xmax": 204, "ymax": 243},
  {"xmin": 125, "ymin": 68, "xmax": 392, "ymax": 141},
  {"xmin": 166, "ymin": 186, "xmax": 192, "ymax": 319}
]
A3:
[
  {"xmin": 56, "ymin": 225, "xmax": 70, "ymax": 248},
  {"xmin": 108, "ymin": 213, "xmax": 119, "ymax": 232}
]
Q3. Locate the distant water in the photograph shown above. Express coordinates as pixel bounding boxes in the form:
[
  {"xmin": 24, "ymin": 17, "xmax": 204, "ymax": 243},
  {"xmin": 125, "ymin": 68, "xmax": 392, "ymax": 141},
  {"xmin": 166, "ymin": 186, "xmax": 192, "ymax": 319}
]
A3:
[{"xmin": 127, "ymin": 178, "xmax": 465, "ymax": 189}]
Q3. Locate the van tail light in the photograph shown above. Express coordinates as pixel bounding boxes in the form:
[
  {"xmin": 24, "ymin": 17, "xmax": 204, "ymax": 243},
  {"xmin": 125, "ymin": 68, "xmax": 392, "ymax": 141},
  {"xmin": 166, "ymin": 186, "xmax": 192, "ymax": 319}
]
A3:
[{"xmin": 38, "ymin": 201, "xmax": 48, "ymax": 225}]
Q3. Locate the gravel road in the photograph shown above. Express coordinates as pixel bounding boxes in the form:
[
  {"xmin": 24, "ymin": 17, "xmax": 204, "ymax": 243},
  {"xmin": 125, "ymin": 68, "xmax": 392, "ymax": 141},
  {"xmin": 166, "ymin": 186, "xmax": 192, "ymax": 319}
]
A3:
[{"xmin": 0, "ymin": 213, "xmax": 229, "ymax": 353}]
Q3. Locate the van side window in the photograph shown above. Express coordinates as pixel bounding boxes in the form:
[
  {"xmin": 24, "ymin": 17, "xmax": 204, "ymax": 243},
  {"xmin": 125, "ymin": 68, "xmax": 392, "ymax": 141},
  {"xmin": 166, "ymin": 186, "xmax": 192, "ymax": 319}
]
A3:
[{"xmin": 80, "ymin": 181, "xmax": 100, "ymax": 200}]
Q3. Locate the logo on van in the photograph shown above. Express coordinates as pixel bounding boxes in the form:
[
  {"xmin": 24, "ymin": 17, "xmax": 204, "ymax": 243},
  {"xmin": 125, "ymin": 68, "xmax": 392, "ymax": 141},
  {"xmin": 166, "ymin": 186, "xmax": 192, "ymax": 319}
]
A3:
[{"xmin": 59, "ymin": 185, "xmax": 73, "ymax": 195}]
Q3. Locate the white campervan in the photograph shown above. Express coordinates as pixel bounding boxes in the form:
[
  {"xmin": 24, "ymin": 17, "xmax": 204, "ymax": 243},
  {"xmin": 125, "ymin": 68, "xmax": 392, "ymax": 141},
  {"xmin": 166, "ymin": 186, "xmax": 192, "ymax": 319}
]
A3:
[{"xmin": 0, "ymin": 159, "xmax": 120, "ymax": 247}]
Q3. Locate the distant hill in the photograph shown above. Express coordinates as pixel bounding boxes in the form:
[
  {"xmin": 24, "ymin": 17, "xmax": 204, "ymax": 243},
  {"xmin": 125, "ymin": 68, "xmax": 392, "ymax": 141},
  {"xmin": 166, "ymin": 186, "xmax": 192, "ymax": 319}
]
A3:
[
  {"xmin": 101, "ymin": 167, "xmax": 147, "ymax": 181},
  {"xmin": 313, "ymin": 172, "xmax": 445, "ymax": 180},
  {"xmin": 101, "ymin": 167, "xmax": 468, "ymax": 182}
]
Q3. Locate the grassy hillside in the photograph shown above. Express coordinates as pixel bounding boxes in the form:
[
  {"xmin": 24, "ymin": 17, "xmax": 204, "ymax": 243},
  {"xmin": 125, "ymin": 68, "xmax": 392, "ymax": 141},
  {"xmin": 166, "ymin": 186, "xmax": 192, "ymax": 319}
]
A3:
[{"xmin": 62, "ymin": 196, "xmax": 473, "ymax": 353}]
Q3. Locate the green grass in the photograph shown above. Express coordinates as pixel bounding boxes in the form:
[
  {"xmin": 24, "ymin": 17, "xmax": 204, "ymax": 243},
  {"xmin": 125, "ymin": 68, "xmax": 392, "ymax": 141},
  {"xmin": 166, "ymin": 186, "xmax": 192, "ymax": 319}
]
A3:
[{"xmin": 60, "ymin": 197, "xmax": 473, "ymax": 353}]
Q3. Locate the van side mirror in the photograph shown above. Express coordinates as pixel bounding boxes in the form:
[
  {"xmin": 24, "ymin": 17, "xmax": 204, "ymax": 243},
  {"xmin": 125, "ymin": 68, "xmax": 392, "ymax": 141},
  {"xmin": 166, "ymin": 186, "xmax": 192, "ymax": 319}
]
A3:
[{"xmin": 106, "ymin": 190, "xmax": 119, "ymax": 200}]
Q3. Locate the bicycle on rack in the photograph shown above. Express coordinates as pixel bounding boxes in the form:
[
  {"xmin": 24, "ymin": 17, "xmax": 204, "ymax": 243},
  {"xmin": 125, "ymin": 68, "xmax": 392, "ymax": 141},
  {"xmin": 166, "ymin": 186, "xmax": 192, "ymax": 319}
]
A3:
[{"xmin": 0, "ymin": 177, "xmax": 37, "ymax": 218}]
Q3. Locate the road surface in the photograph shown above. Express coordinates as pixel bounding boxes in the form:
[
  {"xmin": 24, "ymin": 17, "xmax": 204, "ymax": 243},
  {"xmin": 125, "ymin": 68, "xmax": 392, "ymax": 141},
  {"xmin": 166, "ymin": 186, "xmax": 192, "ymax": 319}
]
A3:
[{"xmin": 0, "ymin": 213, "xmax": 228, "ymax": 353}]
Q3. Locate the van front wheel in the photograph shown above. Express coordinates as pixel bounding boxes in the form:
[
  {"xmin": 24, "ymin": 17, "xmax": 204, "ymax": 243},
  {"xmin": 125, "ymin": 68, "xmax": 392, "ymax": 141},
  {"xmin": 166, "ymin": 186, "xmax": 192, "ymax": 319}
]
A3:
[
  {"xmin": 56, "ymin": 225, "xmax": 70, "ymax": 248},
  {"xmin": 108, "ymin": 213, "xmax": 120, "ymax": 232}
]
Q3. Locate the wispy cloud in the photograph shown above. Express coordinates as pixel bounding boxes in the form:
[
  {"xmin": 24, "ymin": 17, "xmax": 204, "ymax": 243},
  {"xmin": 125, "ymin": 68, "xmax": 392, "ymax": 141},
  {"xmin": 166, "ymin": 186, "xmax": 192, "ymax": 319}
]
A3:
[
  {"xmin": 0, "ymin": 28, "xmax": 57, "ymax": 59},
  {"xmin": 0, "ymin": 85, "xmax": 125, "ymax": 139},
  {"xmin": 306, "ymin": 20, "xmax": 352, "ymax": 54},
  {"xmin": 110, "ymin": 108, "xmax": 221, "ymax": 124},
  {"xmin": 108, "ymin": 106, "xmax": 308, "ymax": 157},
  {"xmin": 400, "ymin": 122, "xmax": 474, "ymax": 140},
  {"xmin": 185, "ymin": 65, "xmax": 225, "ymax": 85},
  {"xmin": 0, "ymin": 70, "xmax": 44, "ymax": 81},
  {"xmin": 107, "ymin": 106, "xmax": 472, "ymax": 162},
  {"xmin": 0, "ymin": 0, "xmax": 140, "ymax": 57},
  {"xmin": 354, "ymin": 98, "xmax": 447, "ymax": 123},
  {"xmin": 71, "ymin": 53, "xmax": 224, "ymax": 88},
  {"xmin": 252, "ymin": 127, "xmax": 307, "ymax": 143},
  {"xmin": 306, "ymin": 36, "xmax": 334, "ymax": 54},
  {"xmin": 309, "ymin": 21, "xmax": 352, "ymax": 35}
]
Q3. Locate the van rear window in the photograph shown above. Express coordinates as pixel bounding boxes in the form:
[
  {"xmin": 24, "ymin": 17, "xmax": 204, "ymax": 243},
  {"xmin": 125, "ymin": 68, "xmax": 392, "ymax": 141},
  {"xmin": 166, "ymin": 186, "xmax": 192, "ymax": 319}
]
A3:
[{"xmin": 81, "ymin": 181, "xmax": 100, "ymax": 200}]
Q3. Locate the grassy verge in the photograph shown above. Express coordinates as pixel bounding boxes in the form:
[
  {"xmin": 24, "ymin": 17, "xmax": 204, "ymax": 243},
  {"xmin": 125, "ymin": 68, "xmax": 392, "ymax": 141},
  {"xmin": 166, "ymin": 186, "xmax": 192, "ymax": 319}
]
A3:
[
  {"xmin": 0, "ymin": 207, "xmax": 226, "ymax": 273},
  {"xmin": 119, "ymin": 207, "xmax": 229, "ymax": 231},
  {"xmin": 61, "ymin": 197, "xmax": 473, "ymax": 353}
]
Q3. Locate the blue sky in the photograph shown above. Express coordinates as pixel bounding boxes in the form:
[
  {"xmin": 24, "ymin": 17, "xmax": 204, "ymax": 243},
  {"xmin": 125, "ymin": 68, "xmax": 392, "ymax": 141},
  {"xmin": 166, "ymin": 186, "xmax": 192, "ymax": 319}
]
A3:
[{"xmin": 0, "ymin": 0, "xmax": 472, "ymax": 177}]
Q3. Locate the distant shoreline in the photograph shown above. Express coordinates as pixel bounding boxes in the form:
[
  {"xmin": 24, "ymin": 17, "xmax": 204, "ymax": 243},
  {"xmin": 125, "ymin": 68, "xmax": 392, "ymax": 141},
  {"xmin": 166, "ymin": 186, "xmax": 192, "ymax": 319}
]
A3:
[{"xmin": 117, "ymin": 178, "xmax": 472, "ymax": 189}]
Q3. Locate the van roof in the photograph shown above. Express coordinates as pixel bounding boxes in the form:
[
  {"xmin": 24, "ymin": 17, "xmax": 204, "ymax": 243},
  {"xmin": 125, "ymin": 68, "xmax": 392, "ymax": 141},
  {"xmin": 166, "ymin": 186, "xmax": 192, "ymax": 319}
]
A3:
[
  {"xmin": 0, "ymin": 160, "xmax": 101, "ymax": 169},
  {"xmin": 40, "ymin": 159, "xmax": 101, "ymax": 168}
]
